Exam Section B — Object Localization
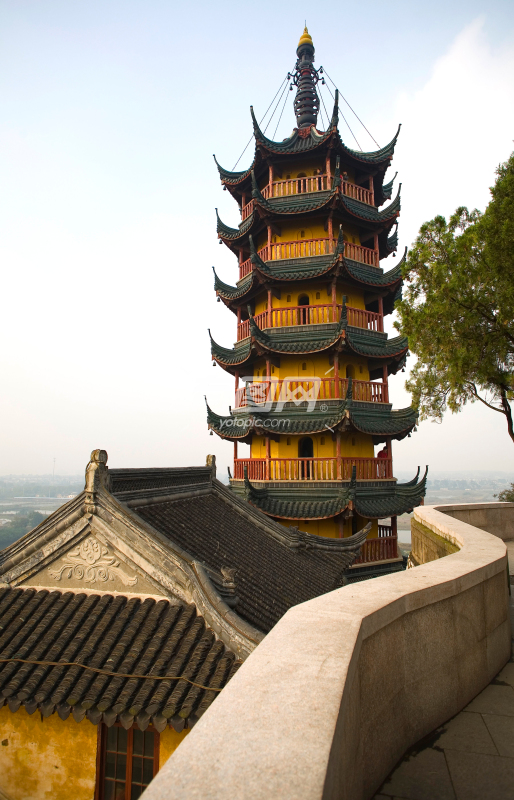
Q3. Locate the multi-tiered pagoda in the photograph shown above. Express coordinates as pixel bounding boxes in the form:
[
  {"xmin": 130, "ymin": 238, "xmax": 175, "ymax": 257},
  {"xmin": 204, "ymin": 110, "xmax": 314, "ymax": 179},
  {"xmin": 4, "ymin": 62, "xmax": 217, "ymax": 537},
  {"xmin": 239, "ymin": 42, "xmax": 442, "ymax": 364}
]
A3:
[{"xmin": 207, "ymin": 28, "xmax": 426, "ymax": 574}]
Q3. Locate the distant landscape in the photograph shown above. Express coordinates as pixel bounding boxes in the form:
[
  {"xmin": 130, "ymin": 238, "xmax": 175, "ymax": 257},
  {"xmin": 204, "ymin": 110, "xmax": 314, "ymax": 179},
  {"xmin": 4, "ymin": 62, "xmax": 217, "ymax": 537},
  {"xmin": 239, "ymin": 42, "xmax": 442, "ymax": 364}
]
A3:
[
  {"xmin": 0, "ymin": 471, "xmax": 512, "ymax": 551},
  {"xmin": 0, "ymin": 476, "xmax": 82, "ymax": 549}
]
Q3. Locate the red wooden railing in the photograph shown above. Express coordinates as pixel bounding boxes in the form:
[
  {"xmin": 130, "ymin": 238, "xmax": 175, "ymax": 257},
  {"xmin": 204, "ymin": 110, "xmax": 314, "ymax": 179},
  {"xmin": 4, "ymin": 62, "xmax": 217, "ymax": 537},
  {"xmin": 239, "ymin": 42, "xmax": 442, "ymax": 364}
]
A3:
[
  {"xmin": 254, "ymin": 176, "xmax": 374, "ymax": 205},
  {"xmin": 347, "ymin": 306, "xmax": 382, "ymax": 330},
  {"xmin": 233, "ymin": 457, "xmax": 393, "ymax": 481},
  {"xmin": 239, "ymin": 239, "xmax": 378, "ymax": 279},
  {"xmin": 237, "ymin": 303, "xmax": 383, "ymax": 341},
  {"xmin": 343, "ymin": 242, "xmax": 379, "ymax": 266},
  {"xmin": 240, "ymin": 174, "xmax": 374, "ymax": 222},
  {"xmin": 341, "ymin": 180, "xmax": 373, "ymax": 205},
  {"xmin": 353, "ymin": 535, "xmax": 398, "ymax": 564},
  {"xmin": 234, "ymin": 377, "xmax": 388, "ymax": 408},
  {"xmin": 241, "ymin": 199, "xmax": 255, "ymax": 221},
  {"xmin": 261, "ymin": 174, "xmax": 330, "ymax": 198}
]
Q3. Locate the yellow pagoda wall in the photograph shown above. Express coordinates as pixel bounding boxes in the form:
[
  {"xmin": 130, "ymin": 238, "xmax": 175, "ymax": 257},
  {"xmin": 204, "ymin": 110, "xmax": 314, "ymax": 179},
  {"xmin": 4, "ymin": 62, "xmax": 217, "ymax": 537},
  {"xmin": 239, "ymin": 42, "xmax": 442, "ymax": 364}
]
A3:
[
  {"xmin": 275, "ymin": 515, "xmax": 379, "ymax": 539},
  {"xmin": 0, "ymin": 706, "xmax": 188, "ymax": 800},
  {"xmin": 252, "ymin": 282, "xmax": 366, "ymax": 316},
  {"xmin": 257, "ymin": 159, "xmax": 357, "ymax": 189},
  {"xmin": 256, "ymin": 218, "xmax": 362, "ymax": 250},
  {"xmin": 251, "ymin": 355, "xmax": 370, "ymax": 382}
]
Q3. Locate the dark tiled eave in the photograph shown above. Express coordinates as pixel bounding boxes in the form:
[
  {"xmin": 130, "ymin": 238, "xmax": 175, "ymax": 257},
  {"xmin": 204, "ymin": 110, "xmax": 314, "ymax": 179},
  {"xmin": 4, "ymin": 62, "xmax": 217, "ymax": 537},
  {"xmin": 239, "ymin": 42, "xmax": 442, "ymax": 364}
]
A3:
[
  {"xmin": 232, "ymin": 466, "xmax": 428, "ymax": 520},
  {"xmin": 206, "ymin": 400, "xmax": 417, "ymax": 444},
  {"xmin": 212, "ymin": 251, "xmax": 405, "ymax": 314}
]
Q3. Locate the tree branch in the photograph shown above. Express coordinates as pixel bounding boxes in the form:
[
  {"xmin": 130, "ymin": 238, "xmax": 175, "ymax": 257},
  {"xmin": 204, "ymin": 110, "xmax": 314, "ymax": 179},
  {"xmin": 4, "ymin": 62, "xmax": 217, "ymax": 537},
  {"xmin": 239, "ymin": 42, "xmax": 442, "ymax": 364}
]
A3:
[
  {"xmin": 466, "ymin": 383, "xmax": 504, "ymax": 413},
  {"xmin": 499, "ymin": 385, "xmax": 514, "ymax": 444}
]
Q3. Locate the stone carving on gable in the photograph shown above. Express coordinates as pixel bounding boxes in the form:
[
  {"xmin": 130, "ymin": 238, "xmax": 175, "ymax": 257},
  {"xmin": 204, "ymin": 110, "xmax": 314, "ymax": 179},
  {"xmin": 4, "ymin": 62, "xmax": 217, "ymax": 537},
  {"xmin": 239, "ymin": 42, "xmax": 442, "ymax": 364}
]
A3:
[{"xmin": 49, "ymin": 536, "xmax": 138, "ymax": 586}]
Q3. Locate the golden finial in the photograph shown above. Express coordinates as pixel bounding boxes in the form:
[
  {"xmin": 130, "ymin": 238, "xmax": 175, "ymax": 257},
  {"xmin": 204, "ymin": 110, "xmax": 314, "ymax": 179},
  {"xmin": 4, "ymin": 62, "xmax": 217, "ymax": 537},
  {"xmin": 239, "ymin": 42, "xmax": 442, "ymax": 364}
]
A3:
[{"xmin": 298, "ymin": 26, "xmax": 313, "ymax": 47}]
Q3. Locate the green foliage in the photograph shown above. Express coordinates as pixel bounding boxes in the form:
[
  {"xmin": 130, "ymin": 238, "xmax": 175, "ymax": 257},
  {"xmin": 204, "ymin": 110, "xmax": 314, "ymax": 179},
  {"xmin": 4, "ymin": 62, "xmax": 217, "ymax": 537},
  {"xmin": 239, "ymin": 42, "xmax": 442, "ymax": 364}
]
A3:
[
  {"xmin": 495, "ymin": 483, "xmax": 514, "ymax": 503},
  {"xmin": 395, "ymin": 152, "xmax": 514, "ymax": 442}
]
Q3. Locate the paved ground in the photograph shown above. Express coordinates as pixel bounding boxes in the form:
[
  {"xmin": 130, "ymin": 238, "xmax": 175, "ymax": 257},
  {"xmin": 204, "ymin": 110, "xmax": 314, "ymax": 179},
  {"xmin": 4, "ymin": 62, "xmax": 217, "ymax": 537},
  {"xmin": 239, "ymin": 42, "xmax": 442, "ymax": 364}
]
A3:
[{"xmin": 374, "ymin": 591, "xmax": 514, "ymax": 800}]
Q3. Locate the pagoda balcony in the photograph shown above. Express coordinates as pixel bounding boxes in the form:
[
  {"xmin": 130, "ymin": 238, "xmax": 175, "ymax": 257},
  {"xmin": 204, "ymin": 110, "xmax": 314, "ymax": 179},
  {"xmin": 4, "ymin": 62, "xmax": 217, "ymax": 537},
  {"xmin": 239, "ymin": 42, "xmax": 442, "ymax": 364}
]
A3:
[
  {"xmin": 233, "ymin": 456, "xmax": 393, "ymax": 481},
  {"xmin": 240, "ymin": 175, "xmax": 374, "ymax": 220},
  {"xmin": 352, "ymin": 524, "xmax": 398, "ymax": 563},
  {"xmin": 236, "ymin": 303, "xmax": 382, "ymax": 341},
  {"xmin": 234, "ymin": 377, "xmax": 389, "ymax": 409},
  {"xmin": 239, "ymin": 238, "xmax": 378, "ymax": 279}
]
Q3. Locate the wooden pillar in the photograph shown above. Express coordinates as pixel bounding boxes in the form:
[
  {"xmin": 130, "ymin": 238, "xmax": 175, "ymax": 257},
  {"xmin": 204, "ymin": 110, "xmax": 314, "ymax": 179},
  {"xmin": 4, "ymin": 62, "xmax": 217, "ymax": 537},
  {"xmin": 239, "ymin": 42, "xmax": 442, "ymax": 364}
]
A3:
[
  {"xmin": 369, "ymin": 175, "xmax": 374, "ymax": 206},
  {"xmin": 374, "ymin": 232, "xmax": 379, "ymax": 266},
  {"xmin": 378, "ymin": 295, "xmax": 384, "ymax": 332},
  {"xmin": 235, "ymin": 369, "xmax": 239, "ymax": 391},
  {"xmin": 267, "ymin": 287, "xmax": 272, "ymax": 329},
  {"xmin": 265, "ymin": 436, "xmax": 270, "ymax": 480},
  {"xmin": 328, "ymin": 214, "xmax": 333, "ymax": 252},
  {"xmin": 334, "ymin": 353, "xmax": 340, "ymax": 398},
  {"xmin": 326, "ymin": 153, "xmax": 331, "ymax": 182},
  {"xmin": 336, "ymin": 430, "xmax": 342, "ymax": 480},
  {"xmin": 234, "ymin": 441, "xmax": 238, "ymax": 460},
  {"xmin": 386, "ymin": 436, "xmax": 392, "ymax": 479},
  {"xmin": 331, "ymin": 279, "xmax": 337, "ymax": 322},
  {"xmin": 266, "ymin": 358, "xmax": 271, "ymax": 380},
  {"xmin": 382, "ymin": 363, "xmax": 389, "ymax": 403},
  {"xmin": 238, "ymin": 249, "xmax": 243, "ymax": 266},
  {"xmin": 391, "ymin": 514, "xmax": 398, "ymax": 558},
  {"xmin": 268, "ymin": 164, "xmax": 274, "ymax": 193}
]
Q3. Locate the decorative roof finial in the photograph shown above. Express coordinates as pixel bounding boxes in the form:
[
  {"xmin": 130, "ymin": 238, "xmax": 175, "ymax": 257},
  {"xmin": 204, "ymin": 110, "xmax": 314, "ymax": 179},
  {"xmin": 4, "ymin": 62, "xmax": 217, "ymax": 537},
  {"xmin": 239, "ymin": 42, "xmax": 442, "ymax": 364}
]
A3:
[
  {"xmin": 298, "ymin": 25, "xmax": 313, "ymax": 47},
  {"xmin": 291, "ymin": 27, "xmax": 320, "ymax": 129}
]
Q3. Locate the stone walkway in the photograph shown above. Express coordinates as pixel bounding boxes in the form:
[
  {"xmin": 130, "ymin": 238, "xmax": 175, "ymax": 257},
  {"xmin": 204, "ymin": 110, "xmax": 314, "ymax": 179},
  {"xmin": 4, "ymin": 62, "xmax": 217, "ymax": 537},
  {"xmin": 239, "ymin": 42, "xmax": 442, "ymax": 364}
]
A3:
[{"xmin": 374, "ymin": 593, "xmax": 514, "ymax": 800}]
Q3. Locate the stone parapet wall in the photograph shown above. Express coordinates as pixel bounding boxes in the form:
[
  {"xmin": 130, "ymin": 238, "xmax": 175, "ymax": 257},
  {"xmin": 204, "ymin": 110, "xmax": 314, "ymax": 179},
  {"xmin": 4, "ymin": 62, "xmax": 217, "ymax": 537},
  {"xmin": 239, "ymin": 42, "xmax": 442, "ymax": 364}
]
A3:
[
  {"xmin": 410, "ymin": 517, "xmax": 460, "ymax": 566},
  {"xmin": 140, "ymin": 505, "xmax": 511, "ymax": 800},
  {"xmin": 437, "ymin": 502, "xmax": 514, "ymax": 541}
]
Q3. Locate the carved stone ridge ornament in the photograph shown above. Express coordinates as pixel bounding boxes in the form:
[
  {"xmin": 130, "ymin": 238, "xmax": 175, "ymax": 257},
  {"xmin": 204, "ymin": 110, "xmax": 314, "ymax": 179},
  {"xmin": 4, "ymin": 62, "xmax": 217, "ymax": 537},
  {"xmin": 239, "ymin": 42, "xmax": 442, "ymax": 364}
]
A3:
[{"xmin": 49, "ymin": 537, "xmax": 138, "ymax": 586}]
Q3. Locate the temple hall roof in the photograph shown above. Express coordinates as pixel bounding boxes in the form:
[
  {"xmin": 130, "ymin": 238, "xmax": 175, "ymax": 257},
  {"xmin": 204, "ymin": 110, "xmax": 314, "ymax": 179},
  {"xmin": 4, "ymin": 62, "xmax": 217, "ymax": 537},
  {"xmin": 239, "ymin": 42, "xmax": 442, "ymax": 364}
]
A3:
[{"xmin": 0, "ymin": 588, "xmax": 239, "ymax": 733}]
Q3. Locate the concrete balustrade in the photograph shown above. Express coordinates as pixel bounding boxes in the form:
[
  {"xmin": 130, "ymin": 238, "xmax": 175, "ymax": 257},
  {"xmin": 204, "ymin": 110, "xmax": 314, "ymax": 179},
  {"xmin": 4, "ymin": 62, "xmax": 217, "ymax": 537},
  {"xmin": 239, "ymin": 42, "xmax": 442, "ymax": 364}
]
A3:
[{"xmin": 141, "ymin": 504, "xmax": 511, "ymax": 800}]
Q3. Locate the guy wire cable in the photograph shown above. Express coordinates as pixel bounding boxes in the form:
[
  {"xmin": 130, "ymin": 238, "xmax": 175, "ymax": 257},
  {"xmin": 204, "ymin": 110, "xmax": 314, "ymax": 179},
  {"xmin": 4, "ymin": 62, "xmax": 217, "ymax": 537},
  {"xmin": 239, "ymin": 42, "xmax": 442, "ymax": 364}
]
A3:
[
  {"xmin": 323, "ymin": 68, "xmax": 380, "ymax": 148},
  {"xmin": 232, "ymin": 75, "xmax": 289, "ymax": 170},
  {"xmin": 322, "ymin": 79, "xmax": 362, "ymax": 151}
]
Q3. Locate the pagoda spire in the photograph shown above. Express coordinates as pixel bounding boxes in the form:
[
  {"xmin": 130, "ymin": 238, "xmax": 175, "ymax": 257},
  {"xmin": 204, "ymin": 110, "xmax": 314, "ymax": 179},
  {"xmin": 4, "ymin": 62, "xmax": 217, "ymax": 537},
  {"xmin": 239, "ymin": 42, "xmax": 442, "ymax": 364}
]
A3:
[{"xmin": 292, "ymin": 26, "xmax": 320, "ymax": 129}]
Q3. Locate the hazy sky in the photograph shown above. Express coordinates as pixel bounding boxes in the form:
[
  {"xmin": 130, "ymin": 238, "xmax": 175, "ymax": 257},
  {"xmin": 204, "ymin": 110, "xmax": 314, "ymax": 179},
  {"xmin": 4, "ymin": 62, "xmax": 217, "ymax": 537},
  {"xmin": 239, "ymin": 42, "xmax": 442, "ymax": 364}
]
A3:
[{"xmin": 1, "ymin": 0, "xmax": 514, "ymax": 479}]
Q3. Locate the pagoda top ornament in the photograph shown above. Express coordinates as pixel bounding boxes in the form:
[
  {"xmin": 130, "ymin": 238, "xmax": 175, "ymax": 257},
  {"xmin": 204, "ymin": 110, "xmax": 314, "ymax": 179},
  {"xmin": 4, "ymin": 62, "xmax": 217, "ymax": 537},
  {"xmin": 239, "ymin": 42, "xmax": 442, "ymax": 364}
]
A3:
[
  {"xmin": 291, "ymin": 26, "xmax": 320, "ymax": 129},
  {"xmin": 297, "ymin": 25, "xmax": 313, "ymax": 47}
]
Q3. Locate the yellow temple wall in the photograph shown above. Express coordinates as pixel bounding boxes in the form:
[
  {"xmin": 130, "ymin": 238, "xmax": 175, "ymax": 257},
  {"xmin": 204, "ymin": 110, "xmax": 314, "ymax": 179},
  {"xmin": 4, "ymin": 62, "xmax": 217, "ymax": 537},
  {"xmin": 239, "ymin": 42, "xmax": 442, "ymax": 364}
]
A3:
[
  {"xmin": 159, "ymin": 726, "xmax": 189, "ymax": 765},
  {"xmin": 0, "ymin": 706, "xmax": 97, "ymax": 800},
  {"xmin": 252, "ymin": 282, "xmax": 366, "ymax": 315},
  {"xmin": 0, "ymin": 706, "xmax": 188, "ymax": 800},
  {"xmin": 251, "ymin": 354, "xmax": 370, "ymax": 381},
  {"xmin": 256, "ymin": 220, "xmax": 361, "ymax": 249},
  {"xmin": 277, "ymin": 515, "xmax": 378, "ymax": 539},
  {"xmin": 250, "ymin": 432, "xmax": 374, "ymax": 460},
  {"xmin": 257, "ymin": 160, "xmax": 357, "ymax": 189}
]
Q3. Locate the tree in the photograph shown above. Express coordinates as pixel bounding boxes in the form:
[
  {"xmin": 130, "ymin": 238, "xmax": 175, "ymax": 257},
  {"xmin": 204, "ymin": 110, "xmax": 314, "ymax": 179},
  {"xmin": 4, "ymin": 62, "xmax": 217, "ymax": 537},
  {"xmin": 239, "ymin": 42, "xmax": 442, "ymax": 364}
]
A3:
[
  {"xmin": 495, "ymin": 484, "xmax": 514, "ymax": 503},
  {"xmin": 395, "ymin": 152, "xmax": 514, "ymax": 442}
]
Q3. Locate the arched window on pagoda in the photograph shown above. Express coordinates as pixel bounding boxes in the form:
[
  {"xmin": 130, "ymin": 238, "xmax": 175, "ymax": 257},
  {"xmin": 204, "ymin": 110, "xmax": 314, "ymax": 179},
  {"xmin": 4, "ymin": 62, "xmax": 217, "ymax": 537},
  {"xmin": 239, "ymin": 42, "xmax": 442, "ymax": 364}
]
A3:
[
  {"xmin": 299, "ymin": 436, "xmax": 314, "ymax": 479},
  {"xmin": 298, "ymin": 294, "xmax": 310, "ymax": 325}
]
